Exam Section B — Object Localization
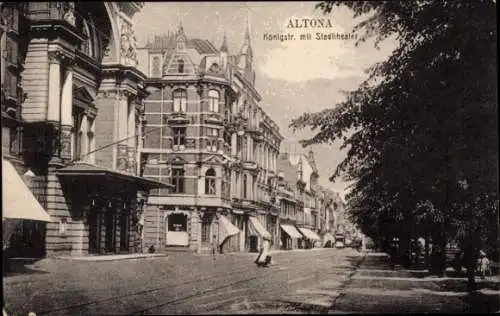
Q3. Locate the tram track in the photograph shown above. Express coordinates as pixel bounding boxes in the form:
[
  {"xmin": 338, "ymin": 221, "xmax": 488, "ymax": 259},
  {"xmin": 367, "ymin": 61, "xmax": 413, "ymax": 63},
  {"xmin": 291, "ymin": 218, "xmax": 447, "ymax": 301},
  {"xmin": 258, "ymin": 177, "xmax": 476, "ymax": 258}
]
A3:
[{"xmin": 34, "ymin": 253, "xmax": 317, "ymax": 315}]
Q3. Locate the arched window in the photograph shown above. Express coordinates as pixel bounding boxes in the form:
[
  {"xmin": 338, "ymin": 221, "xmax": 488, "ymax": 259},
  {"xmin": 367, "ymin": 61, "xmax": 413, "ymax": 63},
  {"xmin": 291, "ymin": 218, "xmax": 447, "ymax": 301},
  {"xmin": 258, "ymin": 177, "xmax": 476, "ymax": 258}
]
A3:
[
  {"xmin": 173, "ymin": 89, "xmax": 187, "ymax": 112},
  {"xmin": 208, "ymin": 63, "xmax": 219, "ymax": 73},
  {"xmin": 208, "ymin": 90, "xmax": 219, "ymax": 113},
  {"xmin": 80, "ymin": 19, "xmax": 94, "ymax": 58},
  {"xmin": 243, "ymin": 174, "xmax": 248, "ymax": 199},
  {"xmin": 205, "ymin": 168, "xmax": 216, "ymax": 195},
  {"xmin": 178, "ymin": 59, "xmax": 185, "ymax": 73}
]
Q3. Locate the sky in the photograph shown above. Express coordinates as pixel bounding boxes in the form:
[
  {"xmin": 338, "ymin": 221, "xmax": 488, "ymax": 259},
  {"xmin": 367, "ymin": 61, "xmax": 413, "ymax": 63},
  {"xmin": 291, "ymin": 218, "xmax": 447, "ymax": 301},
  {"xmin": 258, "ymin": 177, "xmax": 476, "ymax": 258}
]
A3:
[{"xmin": 134, "ymin": 2, "xmax": 397, "ymax": 199}]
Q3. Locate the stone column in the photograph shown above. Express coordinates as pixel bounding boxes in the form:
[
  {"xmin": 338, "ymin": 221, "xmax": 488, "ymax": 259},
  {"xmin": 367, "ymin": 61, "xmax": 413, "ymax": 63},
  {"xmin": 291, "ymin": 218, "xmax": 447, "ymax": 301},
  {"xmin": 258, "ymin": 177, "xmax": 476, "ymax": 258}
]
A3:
[
  {"xmin": 190, "ymin": 208, "xmax": 202, "ymax": 253},
  {"xmin": 116, "ymin": 91, "xmax": 129, "ymax": 171},
  {"xmin": 127, "ymin": 100, "xmax": 136, "ymax": 174},
  {"xmin": 60, "ymin": 63, "xmax": 74, "ymax": 160},
  {"xmin": 47, "ymin": 52, "xmax": 61, "ymax": 124},
  {"xmin": 80, "ymin": 118, "xmax": 88, "ymax": 161},
  {"xmin": 231, "ymin": 133, "xmax": 237, "ymax": 156}
]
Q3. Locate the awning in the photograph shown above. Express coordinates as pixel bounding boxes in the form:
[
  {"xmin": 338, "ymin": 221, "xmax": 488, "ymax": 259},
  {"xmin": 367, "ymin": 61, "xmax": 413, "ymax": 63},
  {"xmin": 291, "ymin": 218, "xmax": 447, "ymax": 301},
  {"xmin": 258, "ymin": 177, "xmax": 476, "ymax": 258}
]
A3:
[
  {"xmin": 56, "ymin": 162, "xmax": 173, "ymax": 190},
  {"xmin": 298, "ymin": 227, "xmax": 322, "ymax": 241},
  {"xmin": 2, "ymin": 159, "xmax": 53, "ymax": 222},
  {"xmin": 280, "ymin": 224, "xmax": 303, "ymax": 239},
  {"xmin": 248, "ymin": 216, "xmax": 272, "ymax": 241},
  {"xmin": 218, "ymin": 215, "xmax": 240, "ymax": 246}
]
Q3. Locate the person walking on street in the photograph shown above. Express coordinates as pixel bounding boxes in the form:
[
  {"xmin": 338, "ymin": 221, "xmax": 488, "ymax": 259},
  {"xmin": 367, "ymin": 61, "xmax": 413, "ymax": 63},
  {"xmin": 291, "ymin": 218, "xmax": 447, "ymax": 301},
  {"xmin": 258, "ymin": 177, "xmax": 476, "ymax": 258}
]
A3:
[
  {"xmin": 212, "ymin": 235, "xmax": 217, "ymax": 260},
  {"xmin": 255, "ymin": 237, "xmax": 272, "ymax": 267}
]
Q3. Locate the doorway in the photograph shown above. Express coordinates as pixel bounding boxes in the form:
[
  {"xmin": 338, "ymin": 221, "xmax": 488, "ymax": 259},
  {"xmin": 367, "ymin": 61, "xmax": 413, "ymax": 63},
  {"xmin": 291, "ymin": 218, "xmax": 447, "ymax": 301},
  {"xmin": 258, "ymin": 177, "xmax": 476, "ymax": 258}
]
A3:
[
  {"xmin": 88, "ymin": 209, "xmax": 101, "ymax": 254},
  {"xmin": 249, "ymin": 235, "xmax": 258, "ymax": 252},
  {"xmin": 119, "ymin": 211, "xmax": 129, "ymax": 252},
  {"xmin": 104, "ymin": 208, "xmax": 115, "ymax": 253}
]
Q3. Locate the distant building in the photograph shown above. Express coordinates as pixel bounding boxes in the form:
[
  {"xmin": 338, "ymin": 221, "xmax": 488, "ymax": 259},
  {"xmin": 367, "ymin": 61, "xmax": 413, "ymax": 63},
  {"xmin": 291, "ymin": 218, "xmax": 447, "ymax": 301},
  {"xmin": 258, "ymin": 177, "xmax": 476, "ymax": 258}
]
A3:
[{"xmin": 136, "ymin": 20, "xmax": 283, "ymax": 253}]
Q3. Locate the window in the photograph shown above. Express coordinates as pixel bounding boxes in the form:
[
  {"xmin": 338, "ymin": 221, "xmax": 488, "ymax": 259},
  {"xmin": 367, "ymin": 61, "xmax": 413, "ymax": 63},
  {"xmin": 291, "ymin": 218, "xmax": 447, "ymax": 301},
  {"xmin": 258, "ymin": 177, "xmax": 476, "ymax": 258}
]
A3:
[
  {"xmin": 206, "ymin": 139, "xmax": 217, "ymax": 152},
  {"xmin": 80, "ymin": 19, "xmax": 94, "ymax": 57},
  {"xmin": 173, "ymin": 89, "xmax": 187, "ymax": 112},
  {"xmin": 87, "ymin": 117, "xmax": 95, "ymax": 163},
  {"xmin": 171, "ymin": 167, "xmax": 185, "ymax": 193},
  {"xmin": 205, "ymin": 168, "xmax": 216, "ymax": 195},
  {"xmin": 178, "ymin": 59, "xmax": 184, "ymax": 73},
  {"xmin": 208, "ymin": 90, "xmax": 219, "ymax": 113},
  {"xmin": 243, "ymin": 174, "xmax": 248, "ymax": 199},
  {"xmin": 172, "ymin": 127, "xmax": 186, "ymax": 147},
  {"xmin": 151, "ymin": 56, "xmax": 161, "ymax": 77},
  {"xmin": 201, "ymin": 215, "xmax": 211, "ymax": 242},
  {"xmin": 168, "ymin": 214, "xmax": 187, "ymax": 232},
  {"xmin": 72, "ymin": 108, "xmax": 84, "ymax": 161},
  {"xmin": 208, "ymin": 63, "xmax": 219, "ymax": 73}
]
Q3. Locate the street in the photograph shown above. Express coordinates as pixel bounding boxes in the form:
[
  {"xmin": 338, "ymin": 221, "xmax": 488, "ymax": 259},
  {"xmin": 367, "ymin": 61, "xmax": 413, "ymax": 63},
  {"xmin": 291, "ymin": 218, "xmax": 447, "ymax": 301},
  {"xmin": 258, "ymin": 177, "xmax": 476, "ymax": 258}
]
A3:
[{"xmin": 3, "ymin": 248, "xmax": 361, "ymax": 315}]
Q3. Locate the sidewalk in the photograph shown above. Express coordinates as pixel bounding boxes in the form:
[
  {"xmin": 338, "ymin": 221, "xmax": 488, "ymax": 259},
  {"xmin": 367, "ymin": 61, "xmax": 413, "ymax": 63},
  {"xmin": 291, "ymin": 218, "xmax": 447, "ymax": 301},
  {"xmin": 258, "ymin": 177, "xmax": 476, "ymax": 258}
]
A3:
[{"xmin": 329, "ymin": 252, "xmax": 500, "ymax": 313}]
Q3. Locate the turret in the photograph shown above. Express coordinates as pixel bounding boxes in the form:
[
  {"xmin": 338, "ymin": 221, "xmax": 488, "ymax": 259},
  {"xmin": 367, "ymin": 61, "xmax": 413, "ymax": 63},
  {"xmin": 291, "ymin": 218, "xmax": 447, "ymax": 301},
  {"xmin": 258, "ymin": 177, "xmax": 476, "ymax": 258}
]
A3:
[
  {"xmin": 220, "ymin": 32, "xmax": 228, "ymax": 70},
  {"xmin": 176, "ymin": 22, "xmax": 187, "ymax": 51},
  {"xmin": 238, "ymin": 11, "xmax": 253, "ymax": 73}
]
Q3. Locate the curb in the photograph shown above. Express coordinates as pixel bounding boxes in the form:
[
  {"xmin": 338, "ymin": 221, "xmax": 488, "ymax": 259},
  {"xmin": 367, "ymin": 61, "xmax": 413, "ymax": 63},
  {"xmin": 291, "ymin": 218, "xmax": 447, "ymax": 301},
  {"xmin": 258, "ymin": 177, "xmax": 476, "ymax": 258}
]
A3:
[{"xmin": 54, "ymin": 253, "xmax": 169, "ymax": 262}]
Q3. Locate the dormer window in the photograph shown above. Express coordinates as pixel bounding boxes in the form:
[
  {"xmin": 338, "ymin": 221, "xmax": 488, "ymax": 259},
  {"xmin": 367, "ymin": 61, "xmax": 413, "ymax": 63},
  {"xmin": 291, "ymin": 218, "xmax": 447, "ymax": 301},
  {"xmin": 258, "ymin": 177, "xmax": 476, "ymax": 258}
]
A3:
[
  {"xmin": 208, "ymin": 63, "xmax": 219, "ymax": 73},
  {"xmin": 178, "ymin": 59, "xmax": 184, "ymax": 73},
  {"xmin": 177, "ymin": 41, "xmax": 185, "ymax": 51}
]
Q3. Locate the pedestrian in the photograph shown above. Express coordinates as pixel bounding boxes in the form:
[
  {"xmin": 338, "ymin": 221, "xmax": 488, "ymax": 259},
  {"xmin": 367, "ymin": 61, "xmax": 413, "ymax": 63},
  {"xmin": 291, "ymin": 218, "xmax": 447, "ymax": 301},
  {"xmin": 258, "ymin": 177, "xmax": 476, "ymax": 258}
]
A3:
[
  {"xmin": 255, "ymin": 237, "xmax": 272, "ymax": 268},
  {"xmin": 211, "ymin": 235, "xmax": 217, "ymax": 260},
  {"xmin": 478, "ymin": 250, "xmax": 490, "ymax": 279}
]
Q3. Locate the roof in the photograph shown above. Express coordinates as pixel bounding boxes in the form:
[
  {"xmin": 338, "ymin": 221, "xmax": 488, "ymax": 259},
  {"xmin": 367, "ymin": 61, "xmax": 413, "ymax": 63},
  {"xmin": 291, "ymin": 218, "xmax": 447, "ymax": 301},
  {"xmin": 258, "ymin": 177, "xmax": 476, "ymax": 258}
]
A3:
[
  {"xmin": 144, "ymin": 35, "xmax": 219, "ymax": 55},
  {"xmin": 56, "ymin": 163, "xmax": 173, "ymax": 190}
]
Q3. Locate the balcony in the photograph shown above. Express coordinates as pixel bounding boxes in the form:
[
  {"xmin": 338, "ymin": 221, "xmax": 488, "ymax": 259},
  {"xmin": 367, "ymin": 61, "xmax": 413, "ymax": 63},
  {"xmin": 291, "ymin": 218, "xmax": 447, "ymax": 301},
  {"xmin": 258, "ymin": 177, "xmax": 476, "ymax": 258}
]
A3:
[
  {"xmin": 231, "ymin": 198, "xmax": 257, "ymax": 210},
  {"xmin": 203, "ymin": 113, "xmax": 223, "ymax": 125},
  {"xmin": 164, "ymin": 113, "xmax": 190, "ymax": 125},
  {"xmin": 241, "ymin": 160, "xmax": 258, "ymax": 171}
]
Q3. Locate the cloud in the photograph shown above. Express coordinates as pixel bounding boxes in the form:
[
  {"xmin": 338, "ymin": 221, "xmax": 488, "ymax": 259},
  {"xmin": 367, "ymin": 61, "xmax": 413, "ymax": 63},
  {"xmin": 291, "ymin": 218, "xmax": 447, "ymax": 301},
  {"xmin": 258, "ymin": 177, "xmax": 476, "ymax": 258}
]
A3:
[{"xmin": 259, "ymin": 15, "xmax": 396, "ymax": 82}]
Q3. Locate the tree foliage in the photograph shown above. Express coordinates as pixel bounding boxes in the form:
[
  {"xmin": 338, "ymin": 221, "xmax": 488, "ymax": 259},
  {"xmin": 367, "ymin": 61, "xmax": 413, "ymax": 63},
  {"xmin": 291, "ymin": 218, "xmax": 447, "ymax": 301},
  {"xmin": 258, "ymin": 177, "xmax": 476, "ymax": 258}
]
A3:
[{"xmin": 291, "ymin": 1, "xmax": 498, "ymax": 278}]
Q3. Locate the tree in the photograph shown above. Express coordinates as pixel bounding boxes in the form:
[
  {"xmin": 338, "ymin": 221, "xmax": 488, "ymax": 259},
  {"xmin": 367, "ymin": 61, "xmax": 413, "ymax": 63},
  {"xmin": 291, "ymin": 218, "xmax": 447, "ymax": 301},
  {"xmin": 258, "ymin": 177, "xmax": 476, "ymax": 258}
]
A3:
[{"xmin": 290, "ymin": 1, "xmax": 497, "ymax": 289}]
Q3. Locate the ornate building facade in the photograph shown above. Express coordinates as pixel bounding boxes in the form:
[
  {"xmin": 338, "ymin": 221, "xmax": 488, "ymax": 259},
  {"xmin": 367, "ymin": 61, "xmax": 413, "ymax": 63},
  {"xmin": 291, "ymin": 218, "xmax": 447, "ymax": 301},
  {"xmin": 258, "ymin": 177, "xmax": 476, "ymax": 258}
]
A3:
[
  {"xmin": 136, "ymin": 22, "xmax": 283, "ymax": 253},
  {"xmin": 2, "ymin": 2, "xmax": 168, "ymax": 258}
]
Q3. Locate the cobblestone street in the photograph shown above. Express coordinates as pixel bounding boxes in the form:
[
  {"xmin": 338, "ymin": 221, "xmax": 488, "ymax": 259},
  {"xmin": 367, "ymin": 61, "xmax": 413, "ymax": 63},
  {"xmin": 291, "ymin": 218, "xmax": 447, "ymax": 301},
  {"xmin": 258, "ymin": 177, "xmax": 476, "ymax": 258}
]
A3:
[{"xmin": 5, "ymin": 249, "xmax": 498, "ymax": 315}]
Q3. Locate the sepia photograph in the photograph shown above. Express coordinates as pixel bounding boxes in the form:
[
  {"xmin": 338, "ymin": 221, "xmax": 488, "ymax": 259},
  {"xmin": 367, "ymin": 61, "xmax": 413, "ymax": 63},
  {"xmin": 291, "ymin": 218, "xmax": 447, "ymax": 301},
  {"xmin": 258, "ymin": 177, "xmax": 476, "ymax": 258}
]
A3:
[{"xmin": 1, "ymin": 1, "xmax": 498, "ymax": 314}]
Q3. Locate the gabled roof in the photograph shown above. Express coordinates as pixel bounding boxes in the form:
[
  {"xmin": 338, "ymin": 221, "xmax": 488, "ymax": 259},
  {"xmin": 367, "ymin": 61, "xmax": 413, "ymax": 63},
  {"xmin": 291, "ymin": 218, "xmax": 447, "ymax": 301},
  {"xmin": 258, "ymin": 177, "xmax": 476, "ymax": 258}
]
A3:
[
  {"xmin": 144, "ymin": 35, "xmax": 218, "ymax": 55},
  {"xmin": 163, "ymin": 49, "xmax": 197, "ymax": 75}
]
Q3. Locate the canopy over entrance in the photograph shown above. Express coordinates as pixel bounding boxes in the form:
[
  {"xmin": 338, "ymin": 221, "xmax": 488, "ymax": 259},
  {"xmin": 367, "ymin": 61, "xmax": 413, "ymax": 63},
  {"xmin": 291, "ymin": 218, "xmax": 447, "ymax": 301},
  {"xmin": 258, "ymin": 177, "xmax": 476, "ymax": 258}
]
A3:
[
  {"xmin": 280, "ymin": 224, "xmax": 302, "ymax": 239},
  {"xmin": 248, "ymin": 216, "xmax": 272, "ymax": 241},
  {"xmin": 218, "ymin": 215, "xmax": 240, "ymax": 246},
  {"xmin": 55, "ymin": 162, "xmax": 173, "ymax": 192},
  {"xmin": 297, "ymin": 227, "xmax": 321, "ymax": 241}
]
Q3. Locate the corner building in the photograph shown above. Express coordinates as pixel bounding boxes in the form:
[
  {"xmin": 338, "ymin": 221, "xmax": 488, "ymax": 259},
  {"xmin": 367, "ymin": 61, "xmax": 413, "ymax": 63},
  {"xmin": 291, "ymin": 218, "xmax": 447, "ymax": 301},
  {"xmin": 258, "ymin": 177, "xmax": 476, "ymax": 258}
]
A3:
[
  {"xmin": 137, "ymin": 22, "xmax": 283, "ymax": 253},
  {"xmin": 2, "ymin": 2, "xmax": 168, "ymax": 258}
]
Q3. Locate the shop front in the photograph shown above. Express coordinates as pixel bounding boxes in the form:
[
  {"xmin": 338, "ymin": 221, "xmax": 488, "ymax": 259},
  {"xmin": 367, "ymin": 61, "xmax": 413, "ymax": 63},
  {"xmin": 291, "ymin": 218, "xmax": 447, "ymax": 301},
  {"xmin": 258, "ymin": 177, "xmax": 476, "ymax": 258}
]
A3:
[
  {"xmin": 2, "ymin": 159, "xmax": 53, "ymax": 259},
  {"xmin": 279, "ymin": 223, "xmax": 302, "ymax": 250},
  {"xmin": 297, "ymin": 227, "xmax": 322, "ymax": 249},
  {"xmin": 248, "ymin": 216, "xmax": 272, "ymax": 252}
]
